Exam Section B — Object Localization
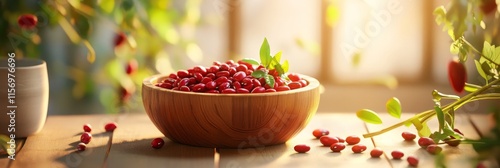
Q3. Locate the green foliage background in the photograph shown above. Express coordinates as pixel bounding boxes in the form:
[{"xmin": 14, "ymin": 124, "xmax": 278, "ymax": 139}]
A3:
[{"xmin": 0, "ymin": 0, "xmax": 203, "ymax": 114}]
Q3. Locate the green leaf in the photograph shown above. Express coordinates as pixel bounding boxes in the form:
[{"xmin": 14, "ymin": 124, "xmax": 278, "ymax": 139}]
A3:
[
  {"xmin": 450, "ymin": 40, "xmax": 469, "ymax": 62},
  {"xmin": 251, "ymin": 70, "xmax": 267, "ymax": 78},
  {"xmin": 447, "ymin": 29, "xmax": 457, "ymax": 41},
  {"xmin": 483, "ymin": 41, "xmax": 493, "ymax": 57},
  {"xmin": 495, "ymin": 44, "xmax": 500, "ymax": 63},
  {"xmin": 282, "ymin": 60, "xmax": 289, "ymax": 73},
  {"xmin": 386, "ymin": 97, "xmax": 402, "ymax": 119},
  {"xmin": 411, "ymin": 118, "xmax": 423, "ymax": 130},
  {"xmin": 273, "ymin": 51, "xmax": 282, "ymax": 64},
  {"xmin": 269, "ymin": 51, "xmax": 282, "ymax": 70},
  {"xmin": 464, "ymin": 84, "xmax": 479, "ymax": 92},
  {"xmin": 260, "ymin": 38, "xmax": 271, "ymax": 67},
  {"xmin": 0, "ymin": 134, "xmax": 14, "ymax": 156},
  {"xmin": 419, "ymin": 122, "xmax": 432, "ymax": 137},
  {"xmin": 464, "ymin": 85, "xmax": 479, "ymax": 93},
  {"xmin": 443, "ymin": 122, "xmax": 463, "ymax": 139},
  {"xmin": 356, "ymin": 109, "xmax": 383, "ymax": 124},
  {"xmin": 430, "ymin": 131, "xmax": 449, "ymax": 143},
  {"xmin": 264, "ymin": 75, "xmax": 275, "ymax": 88},
  {"xmin": 412, "ymin": 119, "xmax": 431, "ymax": 137},
  {"xmin": 450, "ymin": 41, "xmax": 460, "ymax": 55},
  {"xmin": 459, "ymin": 44, "xmax": 469, "ymax": 62},
  {"xmin": 435, "ymin": 105, "xmax": 445, "ymax": 132},
  {"xmin": 241, "ymin": 58, "xmax": 260, "ymax": 65},
  {"xmin": 275, "ymin": 64, "xmax": 285, "ymax": 76},
  {"xmin": 433, "ymin": 6, "xmax": 447, "ymax": 25},
  {"xmin": 482, "ymin": 41, "xmax": 500, "ymax": 65},
  {"xmin": 475, "ymin": 59, "xmax": 489, "ymax": 81}
]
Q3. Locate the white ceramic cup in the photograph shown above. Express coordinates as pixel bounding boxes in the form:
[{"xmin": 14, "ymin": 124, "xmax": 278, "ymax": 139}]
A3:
[{"xmin": 0, "ymin": 58, "xmax": 49, "ymax": 138}]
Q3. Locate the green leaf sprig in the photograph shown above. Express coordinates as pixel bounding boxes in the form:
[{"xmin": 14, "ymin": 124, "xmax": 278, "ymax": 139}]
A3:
[
  {"xmin": 358, "ymin": 78, "xmax": 500, "ymax": 140},
  {"xmin": 241, "ymin": 38, "xmax": 290, "ymax": 88},
  {"xmin": 356, "ymin": 2, "xmax": 500, "ymax": 160},
  {"xmin": 356, "ymin": 97, "xmax": 401, "ymax": 125}
]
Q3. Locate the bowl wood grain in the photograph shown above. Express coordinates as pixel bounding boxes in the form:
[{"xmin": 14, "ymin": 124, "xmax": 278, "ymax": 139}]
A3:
[{"xmin": 142, "ymin": 74, "xmax": 320, "ymax": 148}]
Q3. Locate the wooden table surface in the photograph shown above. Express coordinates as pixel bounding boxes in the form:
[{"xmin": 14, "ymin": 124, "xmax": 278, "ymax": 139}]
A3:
[{"xmin": 0, "ymin": 113, "xmax": 497, "ymax": 168}]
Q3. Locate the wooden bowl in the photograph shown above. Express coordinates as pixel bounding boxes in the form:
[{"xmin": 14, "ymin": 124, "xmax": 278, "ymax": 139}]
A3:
[{"xmin": 142, "ymin": 74, "xmax": 320, "ymax": 148}]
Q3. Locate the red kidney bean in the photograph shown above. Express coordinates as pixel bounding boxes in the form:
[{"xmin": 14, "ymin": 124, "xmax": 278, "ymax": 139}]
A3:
[
  {"xmin": 402, "ymin": 132, "xmax": 417, "ymax": 141},
  {"xmin": 391, "ymin": 150, "xmax": 404, "ymax": 159},
  {"xmin": 294, "ymin": 144, "xmax": 310, "ymax": 153},
  {"xmin": 151, "ymin": 138, "xmax": 165, "ymax": 149},
  {"xmin": 105, "ymin": 122, "xmax": 118, "ymax": 132},
  {"xmin": 83, "ymin": 124, "xmax": 92, "ymax": 132},
  {"xmin": 351, "ymin": 144, "xmax": 367, "ymax": 153},
  {"xmin": 370, "ymin": 148, "xmax": 384, "ymax": 158},
  {"xmin": 407, "ymin": 156, "xmax": 419, "ymax": 167},
  {"xmin": 320, "ymin": 136, "xmax": 339, "ymax": 146},
  {"xmin": 80, "ymin": 132, "xmax": 92, "ymax": 144},
  {"xmin": 346, "ymin": 136, "xmax": 361, "ymax": 145},
  {"xmin": 312, "ymin": 129, "xmax": 329, "ymax": 139},
  {"xmin": 330, "ymin": 143, "xmax": 346, "ymax": 152}
]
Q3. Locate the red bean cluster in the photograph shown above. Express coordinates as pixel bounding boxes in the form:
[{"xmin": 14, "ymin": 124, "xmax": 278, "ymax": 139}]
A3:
[
  {"xmin": 76, "ymin": 122, "xmax": 118, "ymax": 151},
  {"xmin": 293, "ymin": 129, "xmax": 428, "ymax": 167},
  {"xmin": 293, "ymin": 129, "xmax": 468, "ymax": 166},
  {"xmin": 155, "ymin": 60, "xmax": 308, "ymax": 93}
]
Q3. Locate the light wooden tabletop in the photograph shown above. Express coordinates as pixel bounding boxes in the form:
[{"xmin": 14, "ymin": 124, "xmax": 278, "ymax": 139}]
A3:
[{"xmin": 0, "ymin": 113, "xmax": 497, "ymax": 168}]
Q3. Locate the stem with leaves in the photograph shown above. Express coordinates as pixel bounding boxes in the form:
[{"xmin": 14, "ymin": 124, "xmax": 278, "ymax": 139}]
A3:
[
  {"xmin": 361, "ymin": 78, "xmax": 500, "ymax": 139},
  {"xmin": 241, "ymin": 38, "xmax": 290, "ymax": 88},
  {"xmin": 460, "ymin": 37, "xmax": 500, "ymax": 67}
]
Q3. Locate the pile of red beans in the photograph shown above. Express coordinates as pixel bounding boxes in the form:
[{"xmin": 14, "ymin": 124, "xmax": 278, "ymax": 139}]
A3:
[{"xmin": 155, "ymin": 60, "xmax": 308, "ymax": 93}]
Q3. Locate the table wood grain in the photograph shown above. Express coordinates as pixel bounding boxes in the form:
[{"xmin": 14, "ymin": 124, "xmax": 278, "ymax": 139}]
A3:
[{"xmin": 0, "ymin": 113, "xmax": 496, "ymax": 168}]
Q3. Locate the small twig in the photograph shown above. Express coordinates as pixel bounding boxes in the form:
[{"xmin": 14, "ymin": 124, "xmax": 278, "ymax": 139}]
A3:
[{"xmin": 461, "ymin": 37, "xmax": 500, "ymax": 67}]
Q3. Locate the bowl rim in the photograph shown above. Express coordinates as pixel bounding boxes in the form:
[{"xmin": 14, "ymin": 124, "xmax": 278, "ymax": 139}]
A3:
[{"xmin": 143, "ymin": 73, "xmax": 320, "ymax": 96}]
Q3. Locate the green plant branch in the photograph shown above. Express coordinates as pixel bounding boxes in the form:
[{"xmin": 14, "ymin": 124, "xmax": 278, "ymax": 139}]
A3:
[
  {"xmin": 363, "ymin": 78, "xmax": 500, "ymax": 138},
  {"xmin": 426, "ymin": 78, "xmax": 500, "ymax": 123},
  {"xmin": 461, "ymin": 37, "xmax": 500, "ymax": 67},
  {"xmin": 425, "ymin": 93, "xmax": 500, "ymax": 123},
  {"xmin": 466, "ymin": 83, "xmax": 481, "ymax": 89},
  {"xmin": 362, "ymin": 109, "xmax": 434, "ymax": 138},
  {"xmin": 466, "ymin": 83, "xmax": 500, "ymax": 93},
  {"xmin": 453, "ymin": 93, "xmax": 500, "ymax": 110},
  {"xmin": 443, "ymin": 78, "xmax": 500, "ymax": 112},
  {"xmin": 420, "ymin": 111, "xmax": 436, "ymax": 124}
]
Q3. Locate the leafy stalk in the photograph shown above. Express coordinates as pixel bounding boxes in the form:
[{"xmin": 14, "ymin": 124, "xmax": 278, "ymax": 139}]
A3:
[
  {"xmin": 363, "ymin": 78, "xmax": 500, "ymax": 138},
  {"xmin": 244, "ymin": 38, "xmax": 290, "ymax": 88},
  {"xmin": 460, "ymin": 37, "xmax": 500, "ymax": 67}
]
